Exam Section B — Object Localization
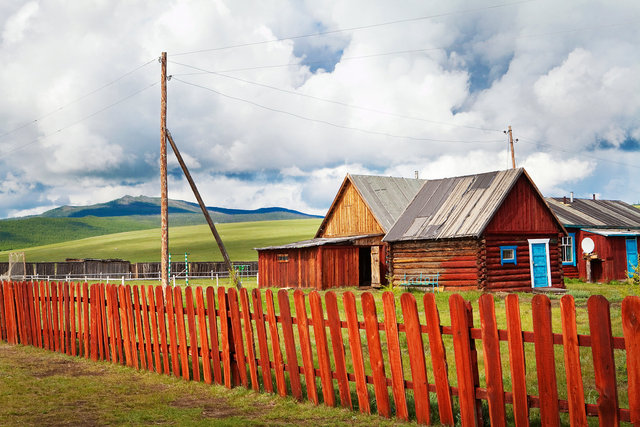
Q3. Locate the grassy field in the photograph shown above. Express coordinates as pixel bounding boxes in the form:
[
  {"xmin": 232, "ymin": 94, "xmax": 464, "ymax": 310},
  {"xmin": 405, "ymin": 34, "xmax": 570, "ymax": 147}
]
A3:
[{"xmin": 0, "ymin": 218, "xmax": 321, "ymax": 263}]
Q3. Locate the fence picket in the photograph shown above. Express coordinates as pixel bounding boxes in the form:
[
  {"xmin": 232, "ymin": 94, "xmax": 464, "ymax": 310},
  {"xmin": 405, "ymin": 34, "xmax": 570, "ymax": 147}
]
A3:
[
  {"xmin": 343, "ymin": 291, "xmax": 370, "ymax": 414},
  {"xmin": 118, "ymin": 285, "xmax": 132, "ymax": 366},
  {"xmin": 154, "ymin": 286, "xmax": 170, "ymax": 375},
  {"xmin": 252, "ymin": 288, "xmax": 273, "ymax": 393},
  {"xmin": 0, "ymin": 282, "xmax": 5, "ymax": 342},
  {"xmin": 185, "ymin": 287, "xmax": 200, "ymax": 382},
  {"xmin": 310, "ymin": 290, "xmax": 336, "ymax": 407},
  {"xmin": 111, "ymin": 285, "xmax": 124, "ymax": 364},
  {"xmin": 125, "ymin": 286, "xmax": 138, "ymax": 369},
  {"xmin": 27, "ymin": 283, "xmax": 37, "ymax": 346},
  {"xmin": 293, "ymin": 290, "xmax": 318, "ymax": 405},
  {"xmin": 68, "ymin": 284, "xmax": 75, "ymax": 356},
  {"xmin": 362, "ymin": 292, "xmax": 390, "ymax": 418},
  {"xmin": 278, "ymin": 289, "xmax": 302, "ymax": 400},
  {"xmin": 90, "ymin": 285, "xmax": 99, "ymax": 361},
  {"xmin": 51, "ymin": 283, "xmax": 60, "ymax": 352},
  {"xmin": 239, "ymin": 288, "xmax": 259, "ymax": 391},
  {"xmin": 326, "ymin": 291, "xmax": 352, "ymax": 409},
  {"xmin": 218, "ymin": 286, "xmax": 233, "ymax": 388},
  {"xmin": 622, "ymin": 296, "xmax": 640, "ymax": 424},
  {"xmin": 82, "ymin": 283, "xmax": 90, "ymax": 358},
  {"xmin": 105, "ymin": 285, "xmax": 117, "ymax": 363},
  {"xmin": 532, "ymin": 294, "xmax": 559, "ymax": 427},
  {"xmin": 76, "ymin": 283, "xmax": 83, "ymax": 357},
  {"xmin": 206, "ymin": 287, "xmax": 222, "ymax": 385},
  {"xmin": 94, "ymin": 284, "xmax": 103, "ymax": 360},
  {"xmin": 588, "ymin": 295, "xmax": 619, "ymax": 427},
  {"xmin": 99, "ymin": 284, "xmax": 109, "ymax": 361},
  {"xmin": 57, "ymin": 282, "xmax": 64, "ymax": 352},
  {"xmin": 400, "ymin": 293, "xmax": 431, "ymax": 425},
  {"xmin": 265, "ymin": 289, "xmax": 287, "ymax": 396},
  {"xmin": 478, "ymin": 294, "xmax": 506, "ymax": 426},
  {"xmin": 165, "ymin": 287, "xmax": 180, "ymax": 377},
  {"xmin": 40, "ymin": 282, "xmax": 49, "ymax": 350},
  {"xmin": 382, "ymin": 291, "xmax": 408, "ymax": 420},
  {"xmin": 449, "ymin": 294, "xmax": 477, "ymax": 427},
  {"xmin": 505, "ymin": 294, "xmax": 528, "ymax": 426},
  {"xmin": 228, "ymin": 288, "xmax": 248, "ymax": 387},
  {"xmin": 196, "ymin": 287, "xmax": 212, "ymax": 384},
  {"xmin": 560, "ymin": 295, "xmax": 587, "ymax": 426},
  {"xmin": 63, "ymin": 283, "xmax": 71, "ymax": 355},
  {"xmin": 133, "ymin": 286, "xmax": 146, "ymax": 369},
  {"xmin": 173, "ymin": 287, "xmax": 189, "ymax": 380},
  {"xmin": 140, "ymin": 286, "xmax": 154, "ymax": 371}
]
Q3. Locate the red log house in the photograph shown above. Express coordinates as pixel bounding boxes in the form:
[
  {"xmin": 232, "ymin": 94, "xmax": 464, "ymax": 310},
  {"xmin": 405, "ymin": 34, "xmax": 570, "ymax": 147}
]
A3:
[{"xmin": 257, "ymin": 168, "xmax": 567, "ymax": 291}]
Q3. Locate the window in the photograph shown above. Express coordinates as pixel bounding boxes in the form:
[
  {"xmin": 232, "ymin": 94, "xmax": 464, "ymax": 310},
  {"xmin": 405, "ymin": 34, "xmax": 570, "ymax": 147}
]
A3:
[
  {"xmin": 277, "ymin": 253, "xmax": 289, "ymax": 262},
  {"xmin": 561, "ymin": 233, "xmax": 576, "ymax": 266},
  {"xmin": 500, "ymin": 246, "xmax": 517, "ymax": 265}
]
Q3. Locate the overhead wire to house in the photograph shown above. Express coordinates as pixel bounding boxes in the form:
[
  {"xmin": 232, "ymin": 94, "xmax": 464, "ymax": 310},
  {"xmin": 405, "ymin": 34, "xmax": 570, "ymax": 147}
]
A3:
[
  {"xmin": 169, "ymin": 60, "xmax": 502, "ymax": 134},
  {"xmin": 0, "ymin": 80, "xmax": 159, "ymax": 159},
  {"xmin": 0, "ymin": 58, "xmax": 156, "ymax": 142},
  {"xmin": 171, "ymin": 0, "xmax": 534, "ymax": 57},
  {"xmin": 171, "ymin": 77, "xmax": 503, "ymax": 144}
]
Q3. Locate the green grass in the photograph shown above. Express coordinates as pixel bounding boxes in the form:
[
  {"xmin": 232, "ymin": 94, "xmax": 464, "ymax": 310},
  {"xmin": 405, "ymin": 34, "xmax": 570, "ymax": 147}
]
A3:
[{"xmin": 0, "ymin": 218, "xmax": 321, "ymax": 262}]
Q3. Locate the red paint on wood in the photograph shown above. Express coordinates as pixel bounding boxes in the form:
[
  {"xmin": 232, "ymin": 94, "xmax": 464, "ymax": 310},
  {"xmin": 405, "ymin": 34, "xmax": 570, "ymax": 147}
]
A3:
[
  {"xmin": 76, "ymin": 283, "xmax": 83, "ymax": 357},
  {"xmin": 147, "ymin": 286, "xmax": 161, "ymax": 373},
  {"xmin": 252, "ymin": 288, "xmax": 272, "ymax": 393},
  {"xmin": 400, "ymin": 293, "xmax": 431, "ymax": 425},
  {"xmin": 382, "ymin": 291, "xmax": 408, "ymax": 420},
  {"xmin": 118, "ymin": 285, "xmax": 132, "ymax": 366},
  {"xmin": 310, "ymin": 290, "xmax": 336, "ymax": 407},
  {"xmin": 278, "ymin": 289, "xmax": 302, "ymax": 400},
  {"xmin": 206, "ymin": 287, "xmax": 222, "ymax": 385},
  {"xmin": 82, "ymin": 283, "xmax": 89, "ymax": 358},
  {"xmin": 165, "ymin": 287, "xmax": 180, "ymax": 377},
  {"xmin": 622, "ymin": 296, "xmax": 640, "ymax": 424},
  {"xmin": 69, "ymin": 284, "xmax": 76, "ymax": 356},
  {"xmin": 325, "ymin": 292, "xmax": 352, "ymax": 409},
  {"xmin": 173, "ymin": 287, "xmax": 189, "ymax": 380},
  {"xmin": 588, "ymin": 295, "xmax": 619, "ymax": 426},
  {"xmin": 265, "ymin": 289, "xmax": 287, "ymax": 396},
  {"xmin": 196, "ymin": 287, "xmax": 212, "ymax": 384},
  {"xmin": 560, "ymin": 295, "xmax": 587, "ymax": 426},
  {"xmin": 105, "ymin": 285, "xmax": 117, "ymax": 363},
  {"xmin": 155, "ymin": 286, "xmax": 170, "ymax": 375},
  {"xmin": 140, "ymin": 286, "xmax": 154, "ymax": 371},
  {"xmin": 227, "ymin": 288, "xmax": 247, "ymax": 387},
  {"xmin": 185, "ymin": 287, "xmax": 200, "ymax": 381},
  {"xmin": 478, "ymin": 294, "xmax": 506, "ymax": 426},
  {"xmin": 52, "ymin": 284, "xmax": 60, "ymax": 352},
  {"xmin": 293, "ymin": 290, "xmax": 318, "ymax": 404},
  {"xmin": 342, "ymin": 291, "xmax": 369, "ymax": 414},
  {"xmin": 449, "ymin": 294, "xmax": 477, "ymax": 427},
  {"xmin": 362, "ymin": 292, "xmax": 390, "ymax": 417},
  {"xmin": 125, "ymin": 286, "xmax": 138, "ymax": 369},
  {"xmin": 99, "ymin": 284, "xmax": 109, "ymax": 361},
  {"xmin": 532, "ymin": 294, "xmax": 560, "ymax": 426},
  {"xmin": 239, "ymin": 288, "xmax": 259, "ymax": 391},
  {"xmin": 505, "ymin": 294, "xmax": 528, "ymax": 426},
  {"xmin": 218, "ymin": 287, "xmax": 232, "ymax": 388},
  {"xmin": 90, "ymin": 285, "xmax": 99, "ymax": 361},
  {"xmin": 133, "ymin": 286, "xmax": 146, "ymax": 369}
]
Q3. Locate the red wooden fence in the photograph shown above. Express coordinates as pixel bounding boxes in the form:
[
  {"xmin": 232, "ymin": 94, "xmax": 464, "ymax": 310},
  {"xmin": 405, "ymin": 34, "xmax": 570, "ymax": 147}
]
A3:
[{"xmin": 1, "ymin": 280, "xmax": 638, "ymax": 426}]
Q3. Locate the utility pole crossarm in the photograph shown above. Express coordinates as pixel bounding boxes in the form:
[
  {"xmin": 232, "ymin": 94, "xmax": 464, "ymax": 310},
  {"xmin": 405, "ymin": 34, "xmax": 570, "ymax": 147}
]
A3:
[{"xmin": 165, "ymin": 129, "xmax": 241, "ymax": 289}]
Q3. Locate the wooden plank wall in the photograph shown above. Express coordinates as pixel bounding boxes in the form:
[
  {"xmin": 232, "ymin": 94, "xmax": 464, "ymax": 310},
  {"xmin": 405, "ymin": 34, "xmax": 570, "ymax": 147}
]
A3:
[
  {"xmin": 319, "ymin": 181, "xmax": 384, "ymax": 238},
  {"xmin": 389, "ymin": 239, "xmax": 480, "ymax": 288},
  {"xmin": 1, "ymin": 281, "xmax": 638, "ymax": 425}
]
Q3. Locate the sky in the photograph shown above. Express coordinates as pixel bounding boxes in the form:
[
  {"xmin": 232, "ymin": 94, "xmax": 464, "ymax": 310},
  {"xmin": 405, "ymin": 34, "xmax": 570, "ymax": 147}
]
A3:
[{"xmin": 1, "ymin": 0, "xmax": 639, "ymax": 219}]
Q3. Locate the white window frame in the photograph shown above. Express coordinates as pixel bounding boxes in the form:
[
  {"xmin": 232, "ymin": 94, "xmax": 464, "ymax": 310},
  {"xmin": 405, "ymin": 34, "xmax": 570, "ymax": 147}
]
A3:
[{"xmin": 528, "ymin": 238, "xmax": 552, "ymax": 288}]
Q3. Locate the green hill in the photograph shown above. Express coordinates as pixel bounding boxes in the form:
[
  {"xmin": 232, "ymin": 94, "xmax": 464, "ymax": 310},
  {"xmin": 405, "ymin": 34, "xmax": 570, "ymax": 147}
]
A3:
[{"xmin": 0, "ymin": 218, "xmax": 322, "ymax": 262}]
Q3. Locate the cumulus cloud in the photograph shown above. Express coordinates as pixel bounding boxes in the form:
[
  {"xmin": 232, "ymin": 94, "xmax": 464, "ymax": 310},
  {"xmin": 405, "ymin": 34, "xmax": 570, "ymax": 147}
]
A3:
[{"xmin": 0, "ymin": 0, "xmax": 639, "ymax": 219}]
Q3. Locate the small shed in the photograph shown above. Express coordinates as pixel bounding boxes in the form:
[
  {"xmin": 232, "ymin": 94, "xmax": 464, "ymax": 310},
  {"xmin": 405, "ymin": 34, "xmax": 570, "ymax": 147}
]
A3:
[
  {"xmin": 546, "ymin": 196, "xmax": 640, "ymax": 282},
  {"xmin": 384, "ymin": 168, "xmax": 566, "ymax": 291},
  {"xmin": 257, "ymin": 174, "xmax": 425, "ymax": 289}
]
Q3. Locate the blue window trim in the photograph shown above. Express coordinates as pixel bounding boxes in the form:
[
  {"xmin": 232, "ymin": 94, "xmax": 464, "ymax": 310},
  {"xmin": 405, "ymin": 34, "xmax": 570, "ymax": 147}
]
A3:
[
  {"xmin": 562, "ymin": 233, "xmax": 577, "ymax": 266},
  {"xmin": 500, "ymin": 246, "xmax": 517, "ymax": 265}
]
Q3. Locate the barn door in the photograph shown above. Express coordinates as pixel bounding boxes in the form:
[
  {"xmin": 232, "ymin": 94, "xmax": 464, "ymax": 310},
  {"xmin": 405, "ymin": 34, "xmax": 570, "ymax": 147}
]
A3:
[
  {"xmin": 528, "ymin": 239, "xmax": 551, "ymax": 288},
  {"xmin": 627, "ymin": 238, "xmax": 638, "ymax": 278},
  {"xmin": 370, "ymin": 246, "xmax": 381, "ymax": 287}
]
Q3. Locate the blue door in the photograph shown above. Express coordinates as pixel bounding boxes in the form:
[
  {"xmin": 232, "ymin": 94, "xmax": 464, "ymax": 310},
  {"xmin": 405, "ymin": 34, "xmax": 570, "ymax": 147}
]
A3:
[
  {"xmin": 531, "ymin": 243, "xmax": 549, "ymax": 287},
  {"xmin": 627, "ymin": 238, "xmax": 638, "ymax": 278}
]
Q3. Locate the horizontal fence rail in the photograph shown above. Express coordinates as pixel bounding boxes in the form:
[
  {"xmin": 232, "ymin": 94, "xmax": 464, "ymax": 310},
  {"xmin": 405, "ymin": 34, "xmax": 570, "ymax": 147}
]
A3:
[{"xmin": 0, "ymin": 281, "xmax": 638, "ymax": 425}]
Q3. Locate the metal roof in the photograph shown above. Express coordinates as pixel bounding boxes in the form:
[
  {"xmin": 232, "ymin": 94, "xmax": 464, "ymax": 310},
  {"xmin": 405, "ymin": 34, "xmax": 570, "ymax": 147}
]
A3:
[
  {"xmin": 581, "ymin": 228, "xmax": 640, "ymax": 237},
  {"xmin": 546, "ymin": 197, "xmax": 640, "ymax": 229},
  {"xmin": 255, "ymin": 234, "xmax": 380, "ymax": 251},
  {"xmin": 383, "ymin": 168, "xmax": 525, "ymax": 242}
]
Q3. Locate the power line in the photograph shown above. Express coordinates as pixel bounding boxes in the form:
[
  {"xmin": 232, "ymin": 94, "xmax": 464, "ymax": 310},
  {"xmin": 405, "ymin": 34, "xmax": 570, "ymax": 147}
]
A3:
[
  {"xmin": 171, "ymin": 0, "xmax": 533, "ymax": 56},
  {"xmin": 172, "ymin": 77, "xmax": 503, "ymax": 144},
  {"xmin": 169, "ymin": 60, "xmax": 502, "ymax": 133},
  {"xmin": 0, "ymin": 58, "xmax": 156, "ymax": 142},
  {"xmin": 0, "ymin": 81, "xmax": 159, "ymax": 159}
]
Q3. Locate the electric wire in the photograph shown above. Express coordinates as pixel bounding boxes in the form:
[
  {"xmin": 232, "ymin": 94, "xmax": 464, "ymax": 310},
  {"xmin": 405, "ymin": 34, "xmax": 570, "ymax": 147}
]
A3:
[
  {"xmin": 171, "ymin": 0, "xmax": 533, "ymax": 56},
  {"xmin": 0, "ymin": 58, "xmax": 156, "ymax": 142},
  {"xmin": 169, "ymin": 60, "xmax": 502, "ymax": 133},
  {"xmin": 172, "ymin": 77, "xmax": 503, "ymax": 144},
  {"xmin": 0, "ymin": 81, "xmax": 159, "ymax": 159}
]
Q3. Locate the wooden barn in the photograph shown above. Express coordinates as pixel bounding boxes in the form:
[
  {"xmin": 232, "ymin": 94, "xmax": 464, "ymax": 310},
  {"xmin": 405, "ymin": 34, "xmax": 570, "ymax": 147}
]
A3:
[
  {"xmin": 546, "ymin": 196, "xmax": 640, "ymax": 282},
  {"xmin": 257, "ymin": 174, "xmax": 425, "ymax": 289},
  {"xmin": 383, "ymin": 168, "xmax": 566, "ymax": 291}
]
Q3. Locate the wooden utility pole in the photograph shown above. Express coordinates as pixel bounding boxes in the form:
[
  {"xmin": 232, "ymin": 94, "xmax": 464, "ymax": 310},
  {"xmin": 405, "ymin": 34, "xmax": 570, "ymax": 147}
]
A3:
[
  {"xmin": 160, "ymin": 52, "xmax": 169, "ymax": 288},
  {"xmin": 166, "ymin": 129, "xmax": 242, "ymax": 289},
  {"xmin": 507, "ymin": 125, "xmax": 516, "ymax": 169}
]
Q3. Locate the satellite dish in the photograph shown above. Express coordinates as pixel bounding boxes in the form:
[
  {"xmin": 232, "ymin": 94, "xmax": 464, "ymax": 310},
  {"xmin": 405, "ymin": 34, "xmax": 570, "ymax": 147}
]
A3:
[{"xmin": 581, "ymin": 237, "xmax": 595, "ymax": 254}]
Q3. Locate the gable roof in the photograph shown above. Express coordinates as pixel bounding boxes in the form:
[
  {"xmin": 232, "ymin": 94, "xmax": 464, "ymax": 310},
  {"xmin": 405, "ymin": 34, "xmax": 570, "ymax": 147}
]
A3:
[
  {"xmin": 315, "ymin": 174, "xmax": 426, "ymax": 237},
  {"xmin": 384, "ymin": 168, "xmax": 558, "ymax": 242},
  {"xmin": 545, "ymin": 197, "xmax": 640, "ymax": 229}
]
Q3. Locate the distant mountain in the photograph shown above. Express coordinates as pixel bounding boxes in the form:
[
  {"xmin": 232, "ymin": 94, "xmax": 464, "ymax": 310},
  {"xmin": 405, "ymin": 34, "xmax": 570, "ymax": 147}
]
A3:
[{"xmin": 40, "ymin": 195, "xmax": 321, "ymax": 220}]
